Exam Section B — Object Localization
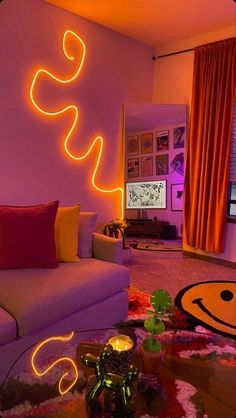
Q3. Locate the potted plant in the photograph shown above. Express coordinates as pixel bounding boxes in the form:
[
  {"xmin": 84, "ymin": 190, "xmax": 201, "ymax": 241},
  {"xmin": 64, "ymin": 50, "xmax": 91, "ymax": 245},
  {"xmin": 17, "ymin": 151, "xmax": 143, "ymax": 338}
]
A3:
[
  {"xmin": 103, "ymin": 218, "xmax": 129, "ymax": 250},
  {"xmin": 141, "ymin": 288, "xmax": 172, "ymax": 374}
]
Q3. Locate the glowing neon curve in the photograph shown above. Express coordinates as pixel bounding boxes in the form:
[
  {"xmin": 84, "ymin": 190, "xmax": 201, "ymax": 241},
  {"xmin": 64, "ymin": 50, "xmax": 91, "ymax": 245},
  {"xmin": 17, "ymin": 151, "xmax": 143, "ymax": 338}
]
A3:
[
  {"xmin": 31, "ymin": 331, "xmax": 79, "ymax": 395},
  {"xmin": 29, "ymin": 29, "xmax": 124, "ymax": 219}
]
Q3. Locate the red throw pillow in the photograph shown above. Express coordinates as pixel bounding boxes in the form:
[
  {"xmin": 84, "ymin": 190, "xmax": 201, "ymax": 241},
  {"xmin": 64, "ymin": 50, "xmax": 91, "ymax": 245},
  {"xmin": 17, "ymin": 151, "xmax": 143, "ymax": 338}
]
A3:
[{"xmin": 0, "ymin": 201, "xmax": 59, "ymax": 269}]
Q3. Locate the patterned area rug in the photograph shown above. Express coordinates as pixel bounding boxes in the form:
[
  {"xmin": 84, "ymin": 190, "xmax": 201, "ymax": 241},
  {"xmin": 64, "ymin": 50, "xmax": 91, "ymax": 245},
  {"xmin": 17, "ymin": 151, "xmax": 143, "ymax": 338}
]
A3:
[
  {"xmin": 1, "ymin": 326, "xmax": 236, "ymax": 418},
  {"xmin": 127, "ymin": 286, "xmax": 190, "ymax": 329},
  {"xmin": 127, "ymin": 239, "xmax": 182, "ymax": 251},
  {"xmin": 1, "ymin": 289, "xmax": 235, "ymax": 418}
]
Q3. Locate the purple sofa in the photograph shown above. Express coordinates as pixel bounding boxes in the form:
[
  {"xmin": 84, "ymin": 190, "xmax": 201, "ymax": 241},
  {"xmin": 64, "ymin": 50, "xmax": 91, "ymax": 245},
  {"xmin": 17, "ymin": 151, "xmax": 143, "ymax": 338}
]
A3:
[{"xmin": 0, "ymin": 214, "xmax": 131, "ymax": 383}]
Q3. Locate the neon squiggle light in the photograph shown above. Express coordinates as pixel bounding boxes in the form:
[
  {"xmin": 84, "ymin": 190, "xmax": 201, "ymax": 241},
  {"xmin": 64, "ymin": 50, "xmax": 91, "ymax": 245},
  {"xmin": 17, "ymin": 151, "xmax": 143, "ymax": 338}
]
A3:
[
  {"xmin": 29, "ymin": 29, "xmax": 124, "ymax": 218},
  {"xmin": 31, "ymin": 332, "xmax": 78, "ymax": 395}
]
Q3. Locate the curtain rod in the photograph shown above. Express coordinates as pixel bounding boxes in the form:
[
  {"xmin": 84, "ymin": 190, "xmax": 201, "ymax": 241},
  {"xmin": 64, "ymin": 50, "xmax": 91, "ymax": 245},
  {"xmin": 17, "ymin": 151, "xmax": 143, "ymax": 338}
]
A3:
[{"xmin": 152, "ymin": 47, "xmax": 194, "ymax": 60}]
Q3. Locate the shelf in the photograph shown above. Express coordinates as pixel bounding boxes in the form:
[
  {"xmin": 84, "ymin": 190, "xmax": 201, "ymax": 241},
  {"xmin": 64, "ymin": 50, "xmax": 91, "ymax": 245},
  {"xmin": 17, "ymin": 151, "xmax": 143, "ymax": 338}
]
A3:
[{"xmin": 126, "ymin": 219, "xmax": 169, "ymax": 237}]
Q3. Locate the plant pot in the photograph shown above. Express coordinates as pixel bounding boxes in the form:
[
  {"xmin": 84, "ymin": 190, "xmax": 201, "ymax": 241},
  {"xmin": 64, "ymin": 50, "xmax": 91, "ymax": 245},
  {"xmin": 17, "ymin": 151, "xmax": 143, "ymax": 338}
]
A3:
[{"xmin": 140, "ymin": 345, "xmax": 165, "ymax": 375}]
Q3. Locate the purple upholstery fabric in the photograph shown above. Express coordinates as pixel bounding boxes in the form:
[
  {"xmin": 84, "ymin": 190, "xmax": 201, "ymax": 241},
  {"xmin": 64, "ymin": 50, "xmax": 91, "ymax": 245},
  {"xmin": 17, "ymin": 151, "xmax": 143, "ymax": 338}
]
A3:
[
  {"xmin": 0, "ymin": 259, "xmax": 130, "ymax": 336},
  {"xmin": 0, "ymin": 307, "xmax": 17, "ymax": 345}
]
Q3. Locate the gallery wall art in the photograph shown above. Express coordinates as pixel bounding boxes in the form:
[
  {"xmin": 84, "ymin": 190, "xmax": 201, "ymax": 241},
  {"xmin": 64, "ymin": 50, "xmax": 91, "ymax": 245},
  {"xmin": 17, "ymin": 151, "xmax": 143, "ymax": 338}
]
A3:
[
  {"xmin": 126, "ymin": 180, "xmax": 167, "ymax": 209},
  {"xmin": 125, "ymin": 122, "xmax": 185, "ymax": 236},
  {"xmin": 157, "ymin": 130, "xmax": 169, "ymax": 151},
  {"xmin": 171, "ymin": 183, "xmax": 184, "ymax": 211},
  {"xmin": 173, "ymin": 127, "xmax": 185, "ymax": 149},
  {"xmin": 140, "ymin": 132, "xmax": 153, "ymax": 154},
  {"xmin": 156, "ymin": 154, "xmax": 169, "ymax": 175},
  {"xmin": 141, "ymin": 156, "xmax": 153, "ymax": 176},
  {"xmin": 127, "ymin": 158, "xmax": 139, "ymax": 178},
  {"xmin": 127, "ymin": 136, "xmax": 139, "ymax": 155}
]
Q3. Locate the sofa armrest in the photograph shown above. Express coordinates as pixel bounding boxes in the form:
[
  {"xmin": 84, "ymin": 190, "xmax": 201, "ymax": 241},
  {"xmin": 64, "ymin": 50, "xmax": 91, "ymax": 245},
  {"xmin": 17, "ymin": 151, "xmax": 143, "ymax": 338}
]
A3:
[{"xmin": 92, "ymin": 233, "xmax": 123, "ymax": 264}]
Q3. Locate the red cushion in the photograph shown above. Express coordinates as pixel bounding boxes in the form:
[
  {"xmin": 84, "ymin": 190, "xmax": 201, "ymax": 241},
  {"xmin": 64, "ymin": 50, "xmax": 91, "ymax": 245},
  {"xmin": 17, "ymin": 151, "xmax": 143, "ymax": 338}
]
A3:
[{"xmin": 0, "ymin": 201, "xmax": 59, "ymax": 269}]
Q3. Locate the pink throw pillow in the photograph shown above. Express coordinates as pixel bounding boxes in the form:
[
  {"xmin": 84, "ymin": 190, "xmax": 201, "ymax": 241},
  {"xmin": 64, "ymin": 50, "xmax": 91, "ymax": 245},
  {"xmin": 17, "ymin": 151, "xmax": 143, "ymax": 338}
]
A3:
[
  {"xmin": 0, "ymin": 201, "xmax": 59, "ymax": 269},
  {"xmin": 78, "ymin": 212, "xmax": 97, "ymax": 257}
]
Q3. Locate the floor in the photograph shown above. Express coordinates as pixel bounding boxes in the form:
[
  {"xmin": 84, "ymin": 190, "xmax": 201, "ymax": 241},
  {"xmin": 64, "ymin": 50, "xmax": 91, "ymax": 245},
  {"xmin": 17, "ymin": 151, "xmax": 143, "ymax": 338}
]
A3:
[{"xmin": 124, "ymin": 238, "xmax": 236, "ymax": 300}]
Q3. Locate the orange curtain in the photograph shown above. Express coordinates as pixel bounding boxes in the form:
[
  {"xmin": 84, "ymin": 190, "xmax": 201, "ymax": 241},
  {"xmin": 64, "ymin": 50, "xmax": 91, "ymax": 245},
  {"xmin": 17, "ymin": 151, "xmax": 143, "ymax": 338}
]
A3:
[{"xmin": 184, "ymin": 38, "xmax": 236, "ymax": 253}]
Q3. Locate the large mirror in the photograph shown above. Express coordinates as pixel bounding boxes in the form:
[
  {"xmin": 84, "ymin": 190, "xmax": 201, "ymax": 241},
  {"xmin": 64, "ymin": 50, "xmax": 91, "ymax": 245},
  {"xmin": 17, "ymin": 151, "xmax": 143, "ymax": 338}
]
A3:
[{"xmin": 124, "ymin": 103, "xmax": 187, "ymax": 240}]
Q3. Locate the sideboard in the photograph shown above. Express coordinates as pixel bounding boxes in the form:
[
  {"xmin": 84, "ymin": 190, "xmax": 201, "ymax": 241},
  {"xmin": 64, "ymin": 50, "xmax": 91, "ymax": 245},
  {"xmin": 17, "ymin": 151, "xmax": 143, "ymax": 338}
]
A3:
[{"xmin": 125, "ymin": 219, "xmax": 169, "ymax": 238}]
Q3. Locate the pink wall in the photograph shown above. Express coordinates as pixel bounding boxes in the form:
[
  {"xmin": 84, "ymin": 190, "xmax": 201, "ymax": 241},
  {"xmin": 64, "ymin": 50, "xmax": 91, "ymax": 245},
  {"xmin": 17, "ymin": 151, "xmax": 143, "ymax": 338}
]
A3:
[
  {"xmin": 152, "ymin": 26, "xmax": 236, "ymax": 262},
  {"xmin": 0, "ymin": 0, "xmax": 153, "ymax": 224}
]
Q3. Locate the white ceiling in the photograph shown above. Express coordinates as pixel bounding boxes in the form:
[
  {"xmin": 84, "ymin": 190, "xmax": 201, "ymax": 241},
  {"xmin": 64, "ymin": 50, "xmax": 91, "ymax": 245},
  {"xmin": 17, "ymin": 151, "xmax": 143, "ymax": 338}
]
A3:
[
  {"xmin": 125, "ymin": 104, "xmax": 186, "ymax": 134},
  {"xmin": 46, "ymin": 0, "xmax": 236, "ymax": 47}
]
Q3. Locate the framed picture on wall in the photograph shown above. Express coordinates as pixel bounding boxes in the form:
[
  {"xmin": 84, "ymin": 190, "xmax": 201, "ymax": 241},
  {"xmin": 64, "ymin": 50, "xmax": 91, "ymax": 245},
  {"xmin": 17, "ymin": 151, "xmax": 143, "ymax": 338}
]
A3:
[
  {"xmin": 171, "ymin": 183, "xmax": 184, "ymax": 211},
  {"xmin": 156, "ymin": 130, "xmax": 169, "ymax": 151},
  {"xmin": 141, "ymin": 132, "xmax": 153, "ymax": 154},
  {"xmin": 173, "ymin": 126, "xmax": 185, "ymax": 148},
  {"xmin": 126, "ymin": 180, "xmax": 167, "ymax": 209},
  {"xmin": 170, "ymin": 152, "xmax": 184, "ymax": 176},
  {"xmin": 127, "ymin": 135, "xmax": 139, "ymax": 155},
  {"xmin": 141, "ymin": 156, "xmax": 153, "ymax": 176},
  {"xmin": 127, "ymin": 158, "xmax": 139, "ymax": 178},
  {"xmin": 156, "ymin": 154, "xmax": 169, "ymax": 175}
]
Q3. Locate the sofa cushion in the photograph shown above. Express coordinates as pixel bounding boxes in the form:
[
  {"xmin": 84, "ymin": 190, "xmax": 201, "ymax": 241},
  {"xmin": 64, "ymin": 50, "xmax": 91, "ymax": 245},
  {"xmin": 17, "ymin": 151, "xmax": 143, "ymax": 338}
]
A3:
[
  {"xmin": 78, "ymin": 212, "xmax": 97, "ymax": 257},
  {"xmin": 0, "ymin": 259, "xmax": 130, "ymax": 336},
  {"xmin": 0, "ymin": 307, "xmax": 17, "ymax": 345},
  {"xmin": 0, "ymin": 201, "xmax": 59, "ymax": 269},
  {"xmin": 55, "ymin": 205, "xmax": 81, "ymax": 262}
]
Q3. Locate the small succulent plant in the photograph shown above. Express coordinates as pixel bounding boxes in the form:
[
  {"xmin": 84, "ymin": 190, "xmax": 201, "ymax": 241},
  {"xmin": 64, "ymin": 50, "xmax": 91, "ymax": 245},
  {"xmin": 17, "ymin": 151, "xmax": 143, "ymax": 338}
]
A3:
[{"xmin": 143, "ymin": 288, "xmax": 172, "ymax": 352}]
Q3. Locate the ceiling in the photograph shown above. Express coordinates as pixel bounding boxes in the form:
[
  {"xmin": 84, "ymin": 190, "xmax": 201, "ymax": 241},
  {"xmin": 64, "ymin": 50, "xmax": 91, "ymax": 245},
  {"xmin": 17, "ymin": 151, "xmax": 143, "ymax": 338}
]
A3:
[
  {"xmin": 125, "ymin": 104, "xmax": 186, "ymax": 134},
  {"xmin": 46, "ymin": 0, "xmax": 235, "ymax": 47}
]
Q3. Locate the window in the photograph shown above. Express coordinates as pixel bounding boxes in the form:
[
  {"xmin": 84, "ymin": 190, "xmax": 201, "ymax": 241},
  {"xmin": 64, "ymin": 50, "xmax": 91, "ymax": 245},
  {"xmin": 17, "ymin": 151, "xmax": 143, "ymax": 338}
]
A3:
[
  {"xmin": 228, "ymin": 102, "xmax": 236, "ymax": 221},
  {"xmin": 228, "ymin": 182, "xmax": 236, "ymax": 218}
]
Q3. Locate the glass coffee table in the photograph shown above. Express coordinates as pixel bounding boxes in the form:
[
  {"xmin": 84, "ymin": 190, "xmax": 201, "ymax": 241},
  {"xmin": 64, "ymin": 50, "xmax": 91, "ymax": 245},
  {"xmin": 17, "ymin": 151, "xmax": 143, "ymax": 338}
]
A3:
[{"xmin": 0, "ymin": 326, "xmax": 235, "ymax": 418}]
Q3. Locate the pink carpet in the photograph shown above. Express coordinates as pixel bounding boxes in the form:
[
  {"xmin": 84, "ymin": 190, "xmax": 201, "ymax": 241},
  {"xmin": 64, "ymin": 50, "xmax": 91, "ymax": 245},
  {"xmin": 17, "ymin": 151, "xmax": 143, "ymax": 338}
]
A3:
[{"xmin": 124, "ymin": 247, "xmax": 236, "ymax": 299}]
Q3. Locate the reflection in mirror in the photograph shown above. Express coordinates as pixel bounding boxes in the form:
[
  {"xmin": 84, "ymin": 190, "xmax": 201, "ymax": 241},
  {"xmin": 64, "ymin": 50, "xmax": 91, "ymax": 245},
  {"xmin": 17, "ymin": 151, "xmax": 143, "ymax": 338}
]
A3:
[{"xmin": 124, "ymin": 103, "xmax": 187, "ymax": 240}]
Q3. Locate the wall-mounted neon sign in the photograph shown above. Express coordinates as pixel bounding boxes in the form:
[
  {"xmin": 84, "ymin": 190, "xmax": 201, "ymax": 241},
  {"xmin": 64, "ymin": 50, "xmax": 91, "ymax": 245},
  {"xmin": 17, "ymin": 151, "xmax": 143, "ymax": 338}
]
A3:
[{"xmin": 29, "ymin": 30, "xmax": 124, "ymax": 218}]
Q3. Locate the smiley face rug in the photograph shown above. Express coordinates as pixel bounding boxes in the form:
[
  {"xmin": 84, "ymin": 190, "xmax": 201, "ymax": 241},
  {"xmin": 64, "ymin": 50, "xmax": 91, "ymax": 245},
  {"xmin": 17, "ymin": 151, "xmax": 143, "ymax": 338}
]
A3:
[{"xmin": 175, "ymin": 281, "xmax": 236, "ymax": 338}]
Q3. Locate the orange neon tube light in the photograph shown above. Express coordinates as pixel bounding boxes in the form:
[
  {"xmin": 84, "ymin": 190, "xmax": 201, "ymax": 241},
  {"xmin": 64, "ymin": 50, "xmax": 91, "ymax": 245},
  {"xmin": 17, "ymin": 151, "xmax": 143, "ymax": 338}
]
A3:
[
  {"xmin": 29, "ymin": 30, "xmax": 124, "ymax": 218},
  {"xmin": 31, "ymin": 331, "xmax": 78, "ymax": 395}
]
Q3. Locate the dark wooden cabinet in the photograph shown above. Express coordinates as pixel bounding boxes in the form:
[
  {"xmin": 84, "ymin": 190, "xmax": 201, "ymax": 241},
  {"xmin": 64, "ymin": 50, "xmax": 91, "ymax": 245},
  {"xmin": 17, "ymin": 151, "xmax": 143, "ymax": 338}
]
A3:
[{"xmin": 126, "ymin": 219, "xmax": 169, "ymax": 238}]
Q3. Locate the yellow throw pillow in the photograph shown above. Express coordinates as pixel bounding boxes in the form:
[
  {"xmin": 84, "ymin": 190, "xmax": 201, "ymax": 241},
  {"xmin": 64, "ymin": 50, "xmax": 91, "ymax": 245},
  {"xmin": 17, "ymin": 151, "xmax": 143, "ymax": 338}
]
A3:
[{"xmin": 55, "ymin": 204, "xmax": 81, "ymax": 262}]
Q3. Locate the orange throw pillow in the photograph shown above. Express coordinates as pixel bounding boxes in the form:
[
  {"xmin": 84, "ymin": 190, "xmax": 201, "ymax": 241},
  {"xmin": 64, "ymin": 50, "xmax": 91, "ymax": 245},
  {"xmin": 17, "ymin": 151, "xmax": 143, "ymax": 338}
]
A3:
[{"xmin": 55, "ymin": 204, "xmax": 81, "ymax": 262}]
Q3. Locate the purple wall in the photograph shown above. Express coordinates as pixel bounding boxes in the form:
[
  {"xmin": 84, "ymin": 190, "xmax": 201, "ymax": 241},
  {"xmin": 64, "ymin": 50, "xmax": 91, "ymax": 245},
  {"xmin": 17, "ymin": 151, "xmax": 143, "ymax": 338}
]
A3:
[{"xmin": 0, "ymin": 0, "xmax": 153, "ymax": 223}]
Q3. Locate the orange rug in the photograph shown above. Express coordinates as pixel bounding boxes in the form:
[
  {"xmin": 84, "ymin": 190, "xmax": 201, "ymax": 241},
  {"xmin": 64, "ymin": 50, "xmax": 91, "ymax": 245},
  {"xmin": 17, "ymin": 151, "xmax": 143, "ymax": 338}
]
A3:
[{"xmin": 128, "ymin": 286, "xmax": 189, "ymax": 330}]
